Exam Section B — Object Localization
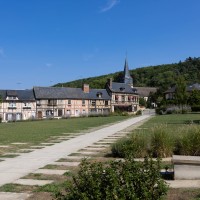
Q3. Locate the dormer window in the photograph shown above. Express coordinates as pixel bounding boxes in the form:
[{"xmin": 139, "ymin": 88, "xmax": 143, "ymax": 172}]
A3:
[
  {"xmin": 96, "ymin": 92, "xmax": 102, "ymax": 98},
  {"xmin": 120, "ymin": 87, "xmax": 125, "ymax": 91},
  {"xmin": 6, "ymin": 90, "xmax": 18, "ymax": 100},
  {"xmin": 6, "ymin": 96, "xmax": 18, "ymax": 100}
]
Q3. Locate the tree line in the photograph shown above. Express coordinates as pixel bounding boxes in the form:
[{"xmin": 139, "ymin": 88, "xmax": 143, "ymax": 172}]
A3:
[{"xmin": 54, "ymin": 57, "xmax": 200, "ymax": 91}]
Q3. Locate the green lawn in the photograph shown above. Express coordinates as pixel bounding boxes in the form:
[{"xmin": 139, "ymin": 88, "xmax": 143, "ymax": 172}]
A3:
[
  {"xmin": 0, "ymin": 116, "xmax": 129, "ymax": 145},
  {"xmin": 140, "ymin": 113, "xmax": 200, "ymax": 134}
]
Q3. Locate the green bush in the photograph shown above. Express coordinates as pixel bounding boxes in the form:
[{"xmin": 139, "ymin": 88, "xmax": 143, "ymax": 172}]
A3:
[
  {"xmin": 175, "ymin": 126, "xmax": 200, "ymax": 156},
  {"xmin": 55, "ymin": 158, "xmax": 168, "ymax": 200},
  {"xmin": 111, "ymin": 133, "xmax": 148, "ymax": 158},
  {"xmin": 155, "ymin": 107, "xmax": 167, "ymax": 115},
  {"xmin": 191, "ymin": 105, "xmax": 200, "ymax": 112},
  {"xmin": 136, "ymin": 110, "xmax": 142, "ymax": 115},
  {"xmin": 150, "ymin": 126, "xmax": 174, "ymax": 158}
]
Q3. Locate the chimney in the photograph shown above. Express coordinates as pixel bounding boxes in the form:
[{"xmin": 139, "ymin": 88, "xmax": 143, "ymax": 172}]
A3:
[
  {"xmin": 107, "ymin": 78, "xmax": 112, "ymax": 89},
  {"xmin": 82, "ymin": 84, "xmax": 90, "ymax": 93}
]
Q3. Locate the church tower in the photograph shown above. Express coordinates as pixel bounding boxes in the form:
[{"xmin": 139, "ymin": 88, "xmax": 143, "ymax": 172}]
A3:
[{"xmin": 123, "ymin": 58, "xmax": 133, "ymax": 87}]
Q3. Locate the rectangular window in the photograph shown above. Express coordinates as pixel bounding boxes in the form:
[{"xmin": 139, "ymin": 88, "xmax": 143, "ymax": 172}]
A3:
[
  {"xmin": 8, "ymin": 102, "xmax": 16, "ymax": 108},
  {"xmin": 46, "ymin": 110, "xmax": 53, "ymax": 116},
  {"xmin": 68, "ymin": 100, "xmax": 71, "ymax": 105},
  {"xmin": 48, "ymin": 100, "xmax": 57, "ymax": 106},
  {"xmin": 105, "ymin": 100, "xmax": 108, "ymax": 106},
  {"xmin": 82, "ymin": 100, "xmax": 85, "ymax": 106},
  {"xmin": 91, "ymin": 100, "xmax": 96, "ymax": 106},
  {"xmin": 122, "ymin": 95, "xmax": 125, "ymax": 103},
  {"xmin": 23, "ymin": 102, "xmax": 31, "ymax": 109}
]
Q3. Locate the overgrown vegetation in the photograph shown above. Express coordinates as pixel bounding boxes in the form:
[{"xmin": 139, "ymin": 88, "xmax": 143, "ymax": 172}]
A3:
[
  {"xmin": 111, "ymin": 114, "xmax": 200, "ymax": 158},
  {"xmin": 55, "ymin": 158, "xmax": 168, "ymax": 200}
]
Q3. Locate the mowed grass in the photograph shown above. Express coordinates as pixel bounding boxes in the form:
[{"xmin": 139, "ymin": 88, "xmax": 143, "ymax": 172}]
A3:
[
  {"xmin": 140, "ymin": 113, "xmax": 200, "ymax": 133},
  {"xmin": 0, "ymin": 116, "xmax": 129, "ymax": 145}
]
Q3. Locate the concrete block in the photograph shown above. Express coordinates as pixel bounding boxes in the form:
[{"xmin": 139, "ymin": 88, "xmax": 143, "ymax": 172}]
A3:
[{"xmin": 173, "ymin": 155, "xmax": 200, "ymax": 180}]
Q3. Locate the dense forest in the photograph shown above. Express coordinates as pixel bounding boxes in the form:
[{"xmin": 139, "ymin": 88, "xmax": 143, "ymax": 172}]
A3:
[{"xmin": 54, "ymin": 57, "xmax": 200, "ymax": 92}]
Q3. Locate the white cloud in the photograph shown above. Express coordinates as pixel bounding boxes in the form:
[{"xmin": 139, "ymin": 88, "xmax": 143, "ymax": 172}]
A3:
[{"xmin": 100, "ymin": 0, "xmax": 120, "ymax": 13}]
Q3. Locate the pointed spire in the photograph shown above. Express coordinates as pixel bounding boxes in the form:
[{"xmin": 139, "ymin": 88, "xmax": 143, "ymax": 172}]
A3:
[{"xmin": 123, "ymin": 58, "xmax": 133, "ymax": 87}]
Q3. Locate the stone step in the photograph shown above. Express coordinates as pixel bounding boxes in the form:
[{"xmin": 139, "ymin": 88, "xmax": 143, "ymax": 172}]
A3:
[
  {"xmin": 53, "ymin": 161, "xmax": 80, "ymax": 166},
  {"xmin": 13, "ymin": 179, "xmax": 53, "ymax": 186},
  {"xmin": 11, "ymin": 143, "xmax": 28, "ymax": 145},
  {"xmin": 34, "ymin": 169, "xmax": 68, "ymax": 175},
  {"xmin": 0, "ymin": 145, "xmax": 9, "ymax": 148},
  {"xmin": 78, "ymin": 151, "xmax": 97, "ymax": 155},
  {"xmin": 0, "ymin": 192, "xmax": 31, "ymax": 200}
]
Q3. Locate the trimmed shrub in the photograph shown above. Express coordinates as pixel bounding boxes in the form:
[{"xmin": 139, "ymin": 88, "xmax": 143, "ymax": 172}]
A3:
[
  {"xmin": 150, "ymin": 126, "xmax": 174, "ymax": 158},
  {"xmin": 55, "ymin": 158, "xmax": 168, "ymax": 200}
]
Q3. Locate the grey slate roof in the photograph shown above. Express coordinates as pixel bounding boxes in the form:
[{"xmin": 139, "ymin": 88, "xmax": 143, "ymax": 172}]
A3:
[
  {"xmin": 134, "ymin": 87, "xmax": 157, "ymax": 97},
  {"xmin": 187, "ymin": 83, "xmax": 200, "ymax": 92},
  {"xmin": 164, "ymin": 83, "xmax": 200, "ymax": 94},
  {"xmin": 0, "ymin": 89, "xmax": 35, "ymax": 101},
  {"xmin": 88, "ymin": 89, "xmax": 111, "ymax": 100},
  {"xmin": 33, "ymin": 87, "xmax": 111, "ymax": 100},
  {"xmin": 34, "ymin": 87, "xmax": 88, "ymax": 99},
  {"xmin": 107, "ymin": 82, "xmax": 138, "ymax": 94},
  {"xmin": 122, "ymin": 59, "xmax": 133, "ymax": 86}
]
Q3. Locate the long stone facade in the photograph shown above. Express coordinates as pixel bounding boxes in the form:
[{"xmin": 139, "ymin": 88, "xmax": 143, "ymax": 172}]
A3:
[{"xmin": 0, "ymin": 60, "xmax": 141, "ymax": 121}]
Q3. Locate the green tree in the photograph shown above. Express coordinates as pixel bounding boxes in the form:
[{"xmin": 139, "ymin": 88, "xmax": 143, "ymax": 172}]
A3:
[
  {"xmin": 139, "ymin": 97, "xmax": 147, "ymax": 107},
  {"xmin": 188, "ymin": 90, "xmax": 200, "ymax": 106},
  {"xmin": 174, "ymin": 76, "xmax": 188, "ymax": 113}
]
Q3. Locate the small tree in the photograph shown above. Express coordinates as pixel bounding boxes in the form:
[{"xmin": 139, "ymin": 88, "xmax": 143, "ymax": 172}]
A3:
[
  {"xmin": 188, "ymin": 89, "xmax": 200, "ymax": 106},
  {"xmin": 139, "ymin": 97, "xmax": 147, "ymax": 107},
  {"xmin": 174, "ymin": 76, "xmax": 188, "ymax": 113}
]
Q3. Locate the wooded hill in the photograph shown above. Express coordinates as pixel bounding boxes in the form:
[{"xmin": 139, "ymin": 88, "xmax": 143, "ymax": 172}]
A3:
[{"xmin": 54, "ymin": 57, "xmax": 200, "ymax": 92}]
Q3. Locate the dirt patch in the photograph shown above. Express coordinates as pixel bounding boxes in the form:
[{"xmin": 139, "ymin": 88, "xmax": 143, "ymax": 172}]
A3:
[
  {"xmin": 27, "ymin": 192, "xmax": 54, "ymax": 200},
  {"xmin": 166, "ymin": 188, "xmax": 200, "ymax": 200}
]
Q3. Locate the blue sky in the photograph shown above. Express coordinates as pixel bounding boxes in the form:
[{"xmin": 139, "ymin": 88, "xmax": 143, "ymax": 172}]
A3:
[{"xmin": 0, "ymin": 0, "xmax": 200, "ymax": 89}]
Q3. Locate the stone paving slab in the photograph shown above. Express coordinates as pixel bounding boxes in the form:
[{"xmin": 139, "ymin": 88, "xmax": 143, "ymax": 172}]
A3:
[
  {"xmin": 105, "ymin": 136, "xmax": 122, "ymax": 138},
  {"xmin": 13, "ymin": 179, "xmax": 53, "ymax": 186},
  {"xmin": 30, "ymin": 146, "xmax": 45, "ymax": 148},
  {"xmin": 89, "ymin": 144, "xmax": 110, "ymax": 148},
  {"xmin": 11, "ymin": 143, "xmax": 28, "ymax": 145},
  {"xmin": 166, "ymin": 180, "xmax": 200, "ymax": 188},
  {"xmin": 53, "ymin": 161, "xmax": 80, "ymax": 166},
  {"xmin": 0, "ymin": 145, "xmax": 9, "ymax": 148},
  {"xmin": 95, "ymin": 141, "xmax": 114, "ymax": 144},
  {"xmin": 78, "ymin": 151, "xmax": 98, "ymax": 155},
  {"xmin": 0, "ymin": 192, "xmax": 31, "ymax": 200},
  {"xmin": 34, "ymin": 169, "xmax": 68, "ymax": 175},
  {"xmin": 66, "ymin": 156, "xmax": 90, "ymax": 160},
  {"xmin": 40, "ymin": 143, "xmax": 55, "ymax": 145},
  {"xmin": 83, "ymin": 147, "xmax": 106, "ymax": 151}
]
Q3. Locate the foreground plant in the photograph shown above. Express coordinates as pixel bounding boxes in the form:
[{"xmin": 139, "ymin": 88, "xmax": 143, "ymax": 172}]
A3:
[
  {"xmin": 55, "ymin": 158, "xmax": 168, "ymax": 200},
  {"xmin": 150, "ymin": 126, "xmax": 174, "ymax": 158},
  {"xmin": 176, "ymin": 125, "xmax": 200, "ymax": 156}
]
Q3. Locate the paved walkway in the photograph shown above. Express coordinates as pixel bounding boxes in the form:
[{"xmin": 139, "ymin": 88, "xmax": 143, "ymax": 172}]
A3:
[{"xmin": 0, "ymin": 114, "xmax": 151, "ymax": 187}]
